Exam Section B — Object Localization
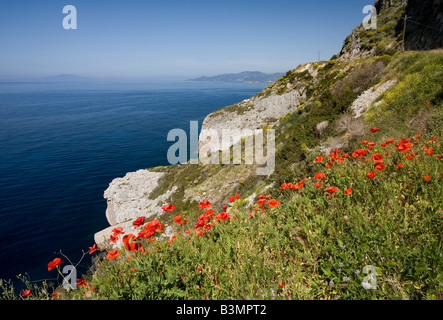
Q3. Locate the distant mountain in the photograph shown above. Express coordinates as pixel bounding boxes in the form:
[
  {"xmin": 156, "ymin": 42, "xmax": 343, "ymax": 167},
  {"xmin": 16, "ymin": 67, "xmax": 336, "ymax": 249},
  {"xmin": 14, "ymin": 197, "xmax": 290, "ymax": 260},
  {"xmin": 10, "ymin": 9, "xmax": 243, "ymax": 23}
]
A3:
[{"xmin": 188, "ymin": 71, "xmax": 285, "ymax": 83}]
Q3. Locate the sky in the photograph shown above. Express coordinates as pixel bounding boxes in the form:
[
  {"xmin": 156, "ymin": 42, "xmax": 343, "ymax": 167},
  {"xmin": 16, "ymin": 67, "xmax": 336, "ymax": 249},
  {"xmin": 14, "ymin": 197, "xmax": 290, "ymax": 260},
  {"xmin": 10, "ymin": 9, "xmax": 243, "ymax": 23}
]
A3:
[{"xmin": 0, "ymin": 0, "xmax": 373, "ymax": 80}]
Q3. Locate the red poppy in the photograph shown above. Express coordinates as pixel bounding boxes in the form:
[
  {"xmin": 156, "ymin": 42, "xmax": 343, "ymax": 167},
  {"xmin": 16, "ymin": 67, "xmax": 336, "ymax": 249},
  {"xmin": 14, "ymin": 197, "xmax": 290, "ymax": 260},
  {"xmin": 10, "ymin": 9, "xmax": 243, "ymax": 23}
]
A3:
[
  {"xmin": 325, "ymin": 187, "xmax": 338, "ymax": 194},
  {"xmin": 314, "ymin": 183, "xmax": 321, "ymax": 188},
  {"xmin": 122, "ymin": 233, "xmax": 134, "ymax": 244},
  {"xmin": 370, "ymin": 127, "xmax": 380, "ymax": 133},
  {"xmin": 295, "ymin": 180, "xmax": 304, "ymax": 189},
  {"xmin": 48, "ymin": 258, "xmax": 64, "ymax": 271},
  {"xmin": 342, "ymin": 154, "xmax": 349, "ymax": 158},
  {"xmin": 267, "ymin": 199, "xmax": 280, "ymax": 208},
  {"xmin": 367, "ymin": 171, "xmax": 377, "ymax": 179},
  {"xmin": 279, "ymin": 281, "xmax": 285, "ymax": 288},
  {"xmin": 424, "ymin": 147, "xmax": 434, "ymax": 155},
  {"xmin": 21, "ymin": 290, "xmax": 32, "ymax": 297},
  {"xmin": 88, "ymin": 244, "xmax": 99, "ymax": 254},
  {"xmin": 162, "ymin": 204, "xmax": 176, "ymax": 212},
  {"xmin": 352, "ymin": 149, "xmax": 366, "ymax": 158},
  {"xmin": 229, "ymin": 195, "xmax": 235, "ymax": 202},
  {"xmin": 222, "ymin": 204, "xmax": 227, "ymax": 210},
  {"xmin": 108, "ymin": 234, "xmax": 118, "ymax": 243},
  {"xmin": 372, "ymin": 153, "xmax": 384, "ymax": 163},
  {"xmin": 315, "ymin": 156, "xmax": 323, "ymax": 163},
  {"xmin": 396, "ymin": 163, "xmax": 404, "ymax": 168},
  {"xmin": 132, "ymin": 216, "xmax": 145, "ymax": 228},
  {"xmin": 325, "ymin": 162, "xmax": 333, "ymax": 167},
  {"xmin": 344, "ymin": 188, "xmax": 353, "ymax": 195},
  {"xmin": 173, "ymin": 215, "xmax": 187, "ymax": 225},
  {"xmin": 145, "ymin": 220, "xmax": 161, "ymax": 232},
  {"xmin": 257, "ymin": 198, "xmax": 267, "ymax": 205},
  {"xmin": 424, "ymin": 176, "xmax": 431, "ymax": 181},
  {"xmin": 375, "ymin": 163, "xmax": 386, "ymax": 172},
  {"xmin": 215, "ymin": 212, "xmax": 230, "ymax": 221},
  {"xmin": 107, "ymin": 249, "xmax": 120, "ymax": 259},
  {"xmin": 280, "ymin": 183, "xmax": 289, "ymax": 189},
  {"xmin": 112, "ymin": 227, "xmax": 124, "ymax": 236},
  {"xmin": 314, "ymin": 172, "xmax": 325, "ymax": 180},
  {"xmin": 198, "ymin": 199, "xmax": 212, "ymax": 209},
  {"xmin": 235, "ymin": 194, "xmax": 240, "ymax": 199}
]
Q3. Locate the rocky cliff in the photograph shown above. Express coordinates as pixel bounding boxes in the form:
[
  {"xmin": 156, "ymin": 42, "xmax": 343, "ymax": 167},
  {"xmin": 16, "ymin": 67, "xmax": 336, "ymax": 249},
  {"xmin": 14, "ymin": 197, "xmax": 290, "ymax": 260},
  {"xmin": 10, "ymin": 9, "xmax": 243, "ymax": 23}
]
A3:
[{"xmin": 338, "ymin": 0, "xmax": 442, "ymax": 61}]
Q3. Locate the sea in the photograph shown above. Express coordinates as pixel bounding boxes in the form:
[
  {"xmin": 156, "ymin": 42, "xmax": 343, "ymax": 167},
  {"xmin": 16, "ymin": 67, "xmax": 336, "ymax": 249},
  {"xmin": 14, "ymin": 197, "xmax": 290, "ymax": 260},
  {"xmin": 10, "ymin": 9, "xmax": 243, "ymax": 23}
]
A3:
[{"xmin": 0, "ymin": 80, "xmax": 267, "ymax": 285}]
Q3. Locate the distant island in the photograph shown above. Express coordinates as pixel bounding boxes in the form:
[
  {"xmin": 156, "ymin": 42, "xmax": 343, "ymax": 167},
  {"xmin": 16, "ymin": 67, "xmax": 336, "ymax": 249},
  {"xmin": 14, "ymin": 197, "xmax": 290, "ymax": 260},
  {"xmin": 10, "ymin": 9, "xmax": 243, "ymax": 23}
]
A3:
[{"xmin": 188, "ymin": 71, "xmax": 285, "ymax": 83}]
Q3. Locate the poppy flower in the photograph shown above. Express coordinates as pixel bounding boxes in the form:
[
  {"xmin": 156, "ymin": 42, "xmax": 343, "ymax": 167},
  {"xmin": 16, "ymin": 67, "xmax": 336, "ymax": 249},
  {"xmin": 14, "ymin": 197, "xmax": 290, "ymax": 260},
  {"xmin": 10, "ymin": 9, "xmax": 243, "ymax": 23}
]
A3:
[
  {"xmin": 424, "ymin": 147, "xmax": 434, "ymax": 155},
  {"xmin": 314, "ymin": 183, "xmax": 321, "ymax": 188},
  {"xmin": 112, "ymin": 227, "xmax": 124, "ymax": 236},
  {"xmin": 279, "ymin": 281, "xmax": 285, "ymax": 288},
  {"xmin": 295, "ymin": 180, "xmax": 304, "ymax": 189},
  {"xmin": 162, "ymin": 204, "xmax": 176, "ymax": 212},
  {"xmin": 352, "ymin": 149, "xmax": 366, "ymax": 158},
  {"xmin": 235, "ymin": 194, "xmax": 240, "ymax": 199},
  {"xmin": 21, "ymin": 290, "xmax": 32, "ymax": 297},
  {"xmin": 314, "ymin": 172, "xmax": 325, "ymax": 180},
  {"xmin": 145, "ymin": 220, "xmax": 161, "ymax": 232},
  {"xmin": 342, "ymin": 154, "xmax": 349, "ymax": 158},
  {"xmin": 108, "ymin": 234, "xmax": 118, "ymax": 243},
  {"xmin": 173, "ymin": 215, "xmax": 187, "ymax": 225},
  {"xmin": 222, "ymin": 204, "xmax": 227, "ymax": 210},
  {"xmin": 367, "ymin": 171, "xmax": 377, "ymax": 179},
  {"xmin": 325, "ymin": 187, "xmax": 338, "ymax": 194},
  {"xmin": 344, "ymin": 188, "xmax": 353, "ymax": 195},
  {"xmin": 48, "ymin": 258, "xmax": 64, "ymax": 271},
  {"xmin": 375, "ymin": 163, "xmax": 386, "ymax": 172},
  {"xmin": 229, "ymin": 195, "xmax": 235, "ymax": 202},
  {"xmin": 122, "ymin": 233, "xmax": 134, "ymax": 244},
  {"xmin": 215, "ymin": 212, "xmax": 230, "ymax": 221},
  {"xmin": 268, "ymin": 199, "xmax": 280, "ymax": 208},
  {"xmin": 257, "ymin": 198, "xmax": 267, "ymax": 205},
  {"xmin": 107, "ymin": 249, "xmax": 120, "ymax": 259},
  {"xmin": 280, "ymin": 183, "xmax": 289, "ymax": 189},
  {"xmin": 424, "ymin": 176, "xmax": 431, "ymax": 181},
  {"xmin": 88, "ymin": 244, "xmax": 99, "ymax": 254},
  {"xmin": 315, "ymin": 156, "xmax": 323, "ymax": 163},
  {"xmin": 396, "ymin": 163, "xmax": 404, "ymax": 168},
  {"xmin": 132, "ymin": 216, "xmax": 145, "ymax": 228},
  {"xmin": 370, "ymin": 127, "xmax": 380, "ymax": 133},
  {"xmin": 372, "ymin": 153, "xmax": 384, "ymax": 163},
  {"xmin": 325, "ymin": 162, "xmax": 333, "ymax": 168},
  {"xmin": 198, "ymin": 199, "xmax": 212, "ymax": 209}
]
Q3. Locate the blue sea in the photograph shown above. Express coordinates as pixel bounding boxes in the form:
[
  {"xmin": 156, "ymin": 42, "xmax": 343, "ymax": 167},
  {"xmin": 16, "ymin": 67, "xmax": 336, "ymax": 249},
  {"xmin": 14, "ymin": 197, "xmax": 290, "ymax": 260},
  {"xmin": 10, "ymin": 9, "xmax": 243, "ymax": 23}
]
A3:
[{"xmin": 0, "ymin": 80, "xmax": 267, "ymax": 284}]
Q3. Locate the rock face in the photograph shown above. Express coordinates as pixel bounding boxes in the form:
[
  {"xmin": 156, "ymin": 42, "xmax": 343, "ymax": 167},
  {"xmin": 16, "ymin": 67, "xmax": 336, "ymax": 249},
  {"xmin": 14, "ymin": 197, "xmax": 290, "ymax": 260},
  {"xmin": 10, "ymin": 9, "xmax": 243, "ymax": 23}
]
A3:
[
  {"xmin": 199, "ymin": 87, "xmax": 305, "ymax": 154},
  {"xmin": 339, "ymin": 0, "xmax": 442, "ymax": 62},
  {"xmin": 103, "ymin": 170, "xmax": 168, "ymax": 225},
  {"xmin": 94, "ymin": 169, "xmax": 177, "ymax": 248},
  {"xmin": 351, "ymin": 79, "xmax": 397, "ymax": 118}
]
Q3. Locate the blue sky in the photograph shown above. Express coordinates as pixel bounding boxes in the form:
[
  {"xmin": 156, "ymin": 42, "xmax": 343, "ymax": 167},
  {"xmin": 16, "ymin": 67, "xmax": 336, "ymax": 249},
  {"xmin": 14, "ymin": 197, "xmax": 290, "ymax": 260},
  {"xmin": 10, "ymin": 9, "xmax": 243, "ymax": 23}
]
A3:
[{"xmin": 0, "ymin": 0, "xmax": 373, "ymax": 79}]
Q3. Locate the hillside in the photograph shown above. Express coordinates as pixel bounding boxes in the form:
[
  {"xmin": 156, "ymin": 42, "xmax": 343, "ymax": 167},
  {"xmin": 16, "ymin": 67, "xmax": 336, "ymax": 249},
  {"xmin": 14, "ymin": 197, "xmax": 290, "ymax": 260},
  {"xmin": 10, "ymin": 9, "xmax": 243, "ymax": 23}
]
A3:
[{"xmin": 1, "ymin": 0, "xmax": 442, "ymax": 300}]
